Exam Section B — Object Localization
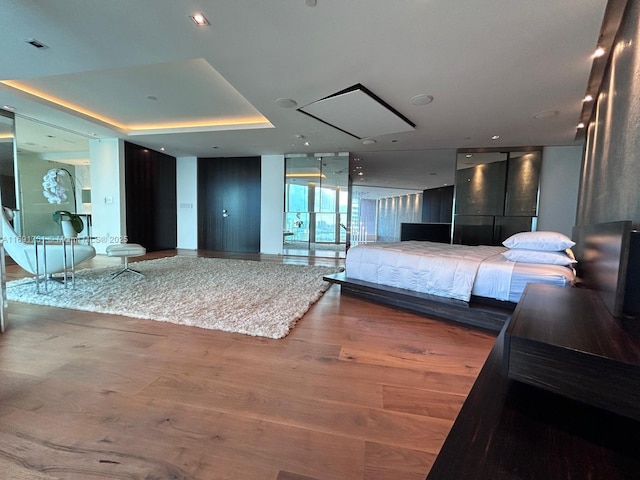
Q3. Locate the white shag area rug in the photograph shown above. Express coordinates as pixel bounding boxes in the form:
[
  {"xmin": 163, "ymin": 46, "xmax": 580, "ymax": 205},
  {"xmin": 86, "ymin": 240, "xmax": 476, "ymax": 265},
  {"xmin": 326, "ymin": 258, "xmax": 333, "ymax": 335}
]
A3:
[{"xmin": 6, "ymin": 256, "xmax": 342, "ymax": 339}]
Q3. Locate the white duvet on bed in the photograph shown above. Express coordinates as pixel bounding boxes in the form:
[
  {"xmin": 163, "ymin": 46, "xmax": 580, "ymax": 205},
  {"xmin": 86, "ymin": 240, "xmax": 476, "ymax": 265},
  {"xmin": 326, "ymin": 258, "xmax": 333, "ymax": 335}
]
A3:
[
  {"xmin": 345, "ymin": 241, "xmax": 512, "ymax": 302},
  {"xmin": 346, "ymin": 241, "xmax": 575, "ymax": 303}
]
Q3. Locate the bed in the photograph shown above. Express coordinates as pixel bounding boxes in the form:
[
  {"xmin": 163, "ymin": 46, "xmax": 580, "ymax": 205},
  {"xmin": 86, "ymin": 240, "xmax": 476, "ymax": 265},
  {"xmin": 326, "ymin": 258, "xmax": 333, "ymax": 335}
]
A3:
[{"xmin": 324, "ymin": 232, "xmax": 577, "ymax": 331}]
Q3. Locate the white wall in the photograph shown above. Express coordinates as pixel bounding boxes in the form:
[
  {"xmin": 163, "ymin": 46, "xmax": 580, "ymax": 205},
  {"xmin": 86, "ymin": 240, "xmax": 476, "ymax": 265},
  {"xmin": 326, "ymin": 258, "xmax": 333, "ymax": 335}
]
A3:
[
  {"xmin": 74, "ymin": 164, "xmax": 92, "ymax": 215},
  {"xmin": 537, "ymin": 145, "xmax": 583, "ymax": 237},
  {"xmin": 176, "ymin": 156, "xmax": 198, "ymax": 250},
  {"xmin": 260, "ymin": 154, "xmax": 284, "ymax": 254},
  {"xmin": 89, "ymin": 138, "xmax": 126, "ymax": 254}
]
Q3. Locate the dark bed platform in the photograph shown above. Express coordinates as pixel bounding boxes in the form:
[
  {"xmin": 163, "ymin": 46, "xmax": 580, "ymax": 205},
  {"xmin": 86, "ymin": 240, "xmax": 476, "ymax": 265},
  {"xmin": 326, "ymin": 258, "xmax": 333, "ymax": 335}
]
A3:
[
  {"xmin": 323, "ymin": 272, "xmax": 515, "ymax": 332},
  {"xmin": 326, "ymin": 220, "xmax": 639, "ymax": 332}
]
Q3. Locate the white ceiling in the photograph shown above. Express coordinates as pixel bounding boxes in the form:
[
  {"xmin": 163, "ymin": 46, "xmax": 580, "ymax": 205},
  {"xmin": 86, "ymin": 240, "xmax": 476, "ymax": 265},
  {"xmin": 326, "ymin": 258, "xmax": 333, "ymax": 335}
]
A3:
[{"xmin": 0, "ymin": 0, "xmax": 610, "ymax": 190}]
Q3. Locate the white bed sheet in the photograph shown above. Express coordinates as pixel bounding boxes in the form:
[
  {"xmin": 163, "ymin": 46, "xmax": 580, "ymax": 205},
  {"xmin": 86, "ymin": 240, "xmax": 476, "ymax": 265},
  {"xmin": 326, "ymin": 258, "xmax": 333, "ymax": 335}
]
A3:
[
  {"xmin": 489, "ymin": 258, "xmax": 575, "ymax": 302},
  {"xmin": 346, "ymin": 241, "xmax": 575, "ymax": 303}
]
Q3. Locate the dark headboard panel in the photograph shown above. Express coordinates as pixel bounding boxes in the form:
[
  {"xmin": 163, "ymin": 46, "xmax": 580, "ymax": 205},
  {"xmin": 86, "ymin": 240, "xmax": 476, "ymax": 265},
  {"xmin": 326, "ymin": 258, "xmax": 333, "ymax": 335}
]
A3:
[
  {"xmin": 572, "ymin": 221, "xmax": 634, "ymax": 318},
  {"xmin": 400, "ymin": 223, "xmax": 452, "ymax": 243},
  {"xmin": 624, "ymin": 231, "xmax": 640, "ymax": 317}
]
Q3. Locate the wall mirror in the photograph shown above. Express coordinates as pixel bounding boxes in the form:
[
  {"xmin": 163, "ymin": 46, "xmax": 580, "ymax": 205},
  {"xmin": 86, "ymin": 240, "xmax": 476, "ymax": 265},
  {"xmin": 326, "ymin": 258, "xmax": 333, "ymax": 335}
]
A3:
[
  {"xmin": 349, "ymin": 149, "xmax": 456, "ymax": 245},
  {"xmin": 0, "ymin": 111, "xmax": 16, "ymax": 213},
  {"xmin": 283, "ymin": 153, "xmax": 349, "ymax": 258},
  {"xmin": 0, "ymin": 110, "xmax": 12, "ymax": 331},
  {"xmin": 454, "ymin": 149, "xmax": 541, "ymax": 245},
  {"xmin": 13, "ymin": 116, "xmax": 92, "ymax": 237}
]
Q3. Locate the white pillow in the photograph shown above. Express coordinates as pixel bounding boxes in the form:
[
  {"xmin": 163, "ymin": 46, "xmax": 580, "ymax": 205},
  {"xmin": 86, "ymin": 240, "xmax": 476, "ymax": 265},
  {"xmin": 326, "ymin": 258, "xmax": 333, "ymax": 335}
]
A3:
[
  {"xmin": 502, "ymin": 249, "xmax": 577, "ymax": 266},
  {"xmin": 502, "ymin": 231, "xmax": 575, "ymax": 251}
]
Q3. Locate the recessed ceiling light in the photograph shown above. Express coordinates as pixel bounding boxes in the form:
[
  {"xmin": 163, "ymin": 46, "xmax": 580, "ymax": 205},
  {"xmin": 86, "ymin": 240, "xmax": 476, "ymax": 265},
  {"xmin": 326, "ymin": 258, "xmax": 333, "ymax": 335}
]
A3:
[
  {"xmin": 276, "ymin": 98, "xmax": 298, "ymax": 108},
  {"xmin": 491, "ymin": 135, "xmax": 500, "ymax": 140},
  {"xmin": 583, "ymin": 94, "xmax": 594, "ymax": 102},
  {"xmin": 465, "ymin": 154, "xmax": 473, "ymax": 158},
  {"xmin": 410, "ymin": 94, "xmax": 434, "ymax": 106},
  {"xmin": 304, "ymin": 141, "xmax": 310, "ymax": 146},
  {"xmin": 593, "ymin": 46, "xmax": 606, "ymax": 58},
  {"xmin": 357, "ymin": 172, "xmax": 363, "ymax": 176},
  {"xmin": 533, "ymin": 110, "xmax": 559, "ymax": 120},
  {"xmin": 190, "ymin": 13, "xmax": 210, "ymax": 26},
  {"xmin": 577, "ymin": 122, "xmax": 585, "ymax": 129},
  {"xmin": 146, "ymin": 95, "xmax": 158, "ymax": 101},
  {"xmin": 362, "ymin": 138, "xmax": 376, "ymax": 145},
  {"xmin": 2, "ymin": 105, "xmax": 16, "ymax": 111},
  {"xmin": 160, "ymin": 147, "xmax": 165, "ymax": 151}
]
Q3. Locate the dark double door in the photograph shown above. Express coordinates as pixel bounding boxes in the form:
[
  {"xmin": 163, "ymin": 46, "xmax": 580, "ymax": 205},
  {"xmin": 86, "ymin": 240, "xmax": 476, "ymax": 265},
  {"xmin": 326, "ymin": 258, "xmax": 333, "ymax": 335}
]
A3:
[{"xmin": 198, "ymin": 156, "xmax": 261, "ymax": 253}]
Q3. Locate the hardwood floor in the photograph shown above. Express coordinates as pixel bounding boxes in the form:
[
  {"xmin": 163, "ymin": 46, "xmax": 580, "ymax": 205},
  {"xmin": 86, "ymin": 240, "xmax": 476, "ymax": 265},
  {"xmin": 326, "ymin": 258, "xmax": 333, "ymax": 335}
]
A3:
[{"xmin": 0, "ymin": 250, "xmax": 496, "ymax": 480}]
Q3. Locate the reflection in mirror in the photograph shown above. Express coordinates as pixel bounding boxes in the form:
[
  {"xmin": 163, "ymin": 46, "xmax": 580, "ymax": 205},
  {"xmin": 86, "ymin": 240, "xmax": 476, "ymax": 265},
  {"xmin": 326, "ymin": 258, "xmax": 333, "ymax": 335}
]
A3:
[
  {"xmin": 0, "ymin": 112, "xmax": 16, "ymax": 215},
  {"xmin": 283, "ymin": 153, "xmax": 349, "ymax": 258},
  {"xmin": 14, "ymin": 116, "xmax": 92, "ymax": 237},
  {"xmin": 349, "ymin": 150, "xmax": 456, "ymax": 246},
  {"xmin": 454, "ymin": 150, "xmax": 541, "ymax": 245},
  {"xmin": 350, "ymin": 186, "xmax": 423, "ymax": 245}
]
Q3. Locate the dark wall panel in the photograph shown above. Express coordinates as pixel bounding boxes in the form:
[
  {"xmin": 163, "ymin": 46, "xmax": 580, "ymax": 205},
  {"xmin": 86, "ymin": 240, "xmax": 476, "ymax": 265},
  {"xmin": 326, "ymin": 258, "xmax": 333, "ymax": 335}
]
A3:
[
  {"xmin": 455, "ymin": 161, "xmax": 507, "ymax": 216},
  {"xmin": 422, "ymin": 185, "xmax": 454, "ymax": 223},
  {"xmin": 124, "ymin": 142, "xmax": 177, "ymax": 251},
  {"xmin": 454, "ymin": 153, "xmax": 541, "ymax": 245},
  {"xmin": 577, "ymin": 0, "xmax": 640, "ymax": 228},
  {"xmin": 505, "ymin": 152, "xmax": 541, "ymax": 216},
  {"xmin": 198, "ymin": 157, "xmax": 261, "ymax": 253}
]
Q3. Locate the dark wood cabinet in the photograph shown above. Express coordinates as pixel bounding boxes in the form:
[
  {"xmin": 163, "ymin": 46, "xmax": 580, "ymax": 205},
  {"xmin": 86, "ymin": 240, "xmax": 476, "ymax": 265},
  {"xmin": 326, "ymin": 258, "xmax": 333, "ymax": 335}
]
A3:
[
  {"xmin": 427, "ymin": 283, "xmax": 640, "ymax": 479},
  {"xmin": 421, "ymin": 186, "xmax": 453, "ymax": 223},
  {"xmin": 124, "ymin": 142, "xmax": 177, "ymax": 252}
]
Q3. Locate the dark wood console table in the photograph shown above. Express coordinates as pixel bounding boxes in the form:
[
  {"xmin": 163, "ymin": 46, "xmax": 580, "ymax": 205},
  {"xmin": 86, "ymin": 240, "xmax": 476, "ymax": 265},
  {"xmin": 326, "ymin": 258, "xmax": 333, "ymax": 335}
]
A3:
[{"xmin": 427, "ymin": 284, "xmax": 640, "ymax": 479}]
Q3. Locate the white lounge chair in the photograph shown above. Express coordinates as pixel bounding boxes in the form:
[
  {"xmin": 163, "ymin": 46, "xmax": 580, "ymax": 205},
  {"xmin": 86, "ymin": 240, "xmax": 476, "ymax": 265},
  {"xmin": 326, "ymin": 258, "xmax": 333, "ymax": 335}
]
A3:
[{"xmin": 1, "ymin": 207, "xmax": 96, "ymax": 291}]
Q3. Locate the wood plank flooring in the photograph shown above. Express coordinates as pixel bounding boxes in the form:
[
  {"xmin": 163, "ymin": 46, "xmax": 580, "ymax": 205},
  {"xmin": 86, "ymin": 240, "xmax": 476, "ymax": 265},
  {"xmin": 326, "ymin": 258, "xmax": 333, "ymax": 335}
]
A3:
[{"xmin": 0, "ymin": 250, "xmax": 496, "ymax": 480}]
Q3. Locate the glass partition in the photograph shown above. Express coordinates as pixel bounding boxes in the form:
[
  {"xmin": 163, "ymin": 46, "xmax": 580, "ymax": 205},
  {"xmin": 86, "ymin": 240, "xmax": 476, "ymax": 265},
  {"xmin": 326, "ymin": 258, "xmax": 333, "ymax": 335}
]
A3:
[{"xmin": 284, "ymin": 153, "xmax": 349, "ymax": 257}]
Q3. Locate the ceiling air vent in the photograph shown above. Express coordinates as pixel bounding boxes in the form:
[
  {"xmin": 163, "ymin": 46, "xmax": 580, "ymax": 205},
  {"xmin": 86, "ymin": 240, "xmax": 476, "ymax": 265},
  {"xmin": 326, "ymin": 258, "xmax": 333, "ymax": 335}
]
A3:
[
  {"xmin": 297, "ymin": 84, "xmax": 415, "ymax": 139},
  {"xmin": 25, "ymin": 38, "xmax": 48, "ymax": 49}
]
